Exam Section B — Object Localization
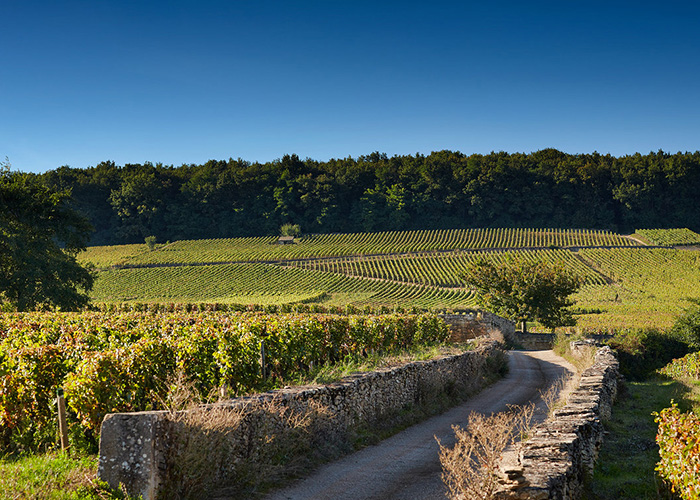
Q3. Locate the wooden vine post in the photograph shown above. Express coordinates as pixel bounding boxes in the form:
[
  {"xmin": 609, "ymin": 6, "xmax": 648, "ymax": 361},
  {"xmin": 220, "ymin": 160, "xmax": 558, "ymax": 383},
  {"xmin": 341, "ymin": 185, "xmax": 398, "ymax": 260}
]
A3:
[
  {"xmin": 57, "ymin": 387, "xmax": 69, "ymax": 450},
  {"xmin": 260, "ymin": 323, "xmax": 269, "ymax": 380}
]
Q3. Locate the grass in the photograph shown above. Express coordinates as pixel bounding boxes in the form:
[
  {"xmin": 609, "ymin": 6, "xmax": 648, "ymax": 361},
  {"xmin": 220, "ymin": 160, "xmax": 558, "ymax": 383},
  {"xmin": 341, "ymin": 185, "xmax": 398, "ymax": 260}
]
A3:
[
  {"xmin": 0, "ymin": 452, "xmax": 131, "ymax": 500},
  {"xmin": 584, "ymin": 378, "xmax": 688, "ymax": 499}
]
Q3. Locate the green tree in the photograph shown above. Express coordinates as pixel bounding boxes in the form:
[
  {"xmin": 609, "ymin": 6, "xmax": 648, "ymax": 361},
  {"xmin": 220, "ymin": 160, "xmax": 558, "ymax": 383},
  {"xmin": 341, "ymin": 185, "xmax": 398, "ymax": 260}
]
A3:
[
  {"xmin": 145, "ymin": 235, "xmax": 157, "ymax": 251},
  {"xmin": 109, "ymin": 165, "xmax": 168, "ymax": 242},
  {"xmin": 279, "ymin": 223, "xmax": 301, "ymax": 237},
  {"xmin": 0, "ymin": 162, "xmax": 94, "ymax": 311},
  {"xmin": 462, "ymin": 258, "xmax": 583, "ymax": 333}
]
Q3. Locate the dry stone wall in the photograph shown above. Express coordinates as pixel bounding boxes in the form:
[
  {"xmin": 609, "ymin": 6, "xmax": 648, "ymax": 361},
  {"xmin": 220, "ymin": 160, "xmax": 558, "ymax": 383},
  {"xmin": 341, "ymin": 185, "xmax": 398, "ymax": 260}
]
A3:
[
  {"xmin": 441, "ymin": 311, "xmax": 516, "ymax": 343},
  {"xmin": 495, "ymin": 346, "xmax": 620, "ymax": 500},
  {"xmin": 98, "ymin": 341, "xmax": 505, "ymax": 500}
]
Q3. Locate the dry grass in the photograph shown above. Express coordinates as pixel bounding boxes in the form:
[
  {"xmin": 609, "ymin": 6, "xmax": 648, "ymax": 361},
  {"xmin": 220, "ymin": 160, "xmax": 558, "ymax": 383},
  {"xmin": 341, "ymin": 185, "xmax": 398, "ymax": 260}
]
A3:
[
  {"xmin": 158, "ymin": 371, "xmax": 340, "ymax": 499},
  {"xmin": 553, "ymin": 333, "xmax": 599, "ymax": 371},
  {"xmin": 539, "ymin": 373, "xmax": 576, "ymax": 417},
  {"xmin": 301, "ymin": 344, "xmax": 472, "ymax": 386},
  {"xmin": 437, "ymin": 404, "xmax": 535, "ymax": 500}
]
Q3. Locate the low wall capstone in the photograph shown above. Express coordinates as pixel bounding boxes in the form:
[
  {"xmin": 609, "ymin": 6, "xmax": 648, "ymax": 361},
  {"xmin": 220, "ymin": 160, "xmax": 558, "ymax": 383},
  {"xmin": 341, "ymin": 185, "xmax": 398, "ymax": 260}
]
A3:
[
  {"xmin": 98, "ymin": 341, "xmax": 506, "ymax": 499},
  {"xmin": 495, "ymin": 345, "xmax": 620, "ymax": 499}
]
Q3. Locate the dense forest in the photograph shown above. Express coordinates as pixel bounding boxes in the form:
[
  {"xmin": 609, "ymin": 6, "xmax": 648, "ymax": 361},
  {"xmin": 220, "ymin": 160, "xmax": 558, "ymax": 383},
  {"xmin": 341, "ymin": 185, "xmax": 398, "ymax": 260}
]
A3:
[{"xmin": 34, "ymin": 149, "xmax": 700, "ymax": 245}]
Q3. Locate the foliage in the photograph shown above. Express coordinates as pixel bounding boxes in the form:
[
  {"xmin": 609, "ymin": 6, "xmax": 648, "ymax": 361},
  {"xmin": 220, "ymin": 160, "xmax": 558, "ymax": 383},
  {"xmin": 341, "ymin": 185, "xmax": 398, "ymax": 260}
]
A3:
[
  {"xmin": 88, "ymin": 228, "xmax": 639, "ymax": 267},
  {"xmin": 462, "ymin": 258, "xmax": 584, "ymax": 332},
  {"xmin": 90, "ymin": 262, "xmax": 477, "ymax": 310},
  {"xmin": 294, "ymin": 247, "xmax": 606, "ymax": 288},
  {"xmin": 669, "ymin": 300, "xmax": 700, "ymax": 350},
  {"xmin": 38, "ymin": 150, "xmax": 700, "ymax": 246},
  {"xmin": 652, "ymin": 336, "xmax": 700, "ymax": 500},
  {"xmin": 655, "ymin": 402, "xmax": 700, "ymax": 499},
  {"xmin": 658, "ymin": 351, "xmax": 700, "ymax": 380},
  {"xmin": 78, "ymin": 229, "xmax": 700, "ymax": 329},
  {"xmin": 77, "ymin": 243, "xmax": 146, "ymax": 269},
  {"xmin": 144, "ymin": 235, "xmax": 157, "ymax": 251},
  {"xmin": 573, "ymin": 247, "xmax": 700, "ymax": 330},
  {"xmin": 0, "ymin": 165, "xmax": 94, "ymax": 311},
  {"xmin": 279, "ymin": 223, "xmax": 301, "ymax": 237},
  {"xmin": 606, "ymin": 328, "xmax": 690, "ymax": 380},
  {"xmin": 636, "ymin": 228, "xmax": 700, "ymax": 246},
  {"xmin": 0, "ymin": 311, "xmax": 449, "ymax": 453}
]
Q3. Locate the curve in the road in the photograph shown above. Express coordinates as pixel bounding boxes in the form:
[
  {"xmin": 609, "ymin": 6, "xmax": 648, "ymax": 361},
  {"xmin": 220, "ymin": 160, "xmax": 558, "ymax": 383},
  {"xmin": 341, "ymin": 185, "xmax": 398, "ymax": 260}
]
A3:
[{"xmin": 259, "ymin": 350, "xmax": 575, "ymax": 500}]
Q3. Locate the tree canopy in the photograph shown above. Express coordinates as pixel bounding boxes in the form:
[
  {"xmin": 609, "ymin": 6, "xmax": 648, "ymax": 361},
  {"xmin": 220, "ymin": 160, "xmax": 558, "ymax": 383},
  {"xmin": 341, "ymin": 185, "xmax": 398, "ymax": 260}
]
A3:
[
  {"xmin": 32, "ymin": 149, "xmax": 700, "ymax": 245},
  {"xmin": 0, "ymin": 163, "xmax": 94, "ymax": 311},
  {"xmin": 462, "ymin": 258, "xmax": 584, "ymax": 332}
]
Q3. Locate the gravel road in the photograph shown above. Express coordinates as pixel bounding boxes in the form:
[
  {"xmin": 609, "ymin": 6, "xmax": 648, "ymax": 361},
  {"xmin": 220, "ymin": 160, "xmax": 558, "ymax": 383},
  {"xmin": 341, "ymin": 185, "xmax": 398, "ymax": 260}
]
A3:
[{"xmin": 263, "ymin": 350, "xmax": 575, "ymax": 500}]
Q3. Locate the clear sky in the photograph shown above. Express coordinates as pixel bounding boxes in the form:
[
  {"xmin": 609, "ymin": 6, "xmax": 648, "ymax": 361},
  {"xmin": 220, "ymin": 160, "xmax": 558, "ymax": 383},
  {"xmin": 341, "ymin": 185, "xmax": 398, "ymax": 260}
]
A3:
[{"xmin": 2, "ymin": 0, "xmax": 699, "ymax": 173}]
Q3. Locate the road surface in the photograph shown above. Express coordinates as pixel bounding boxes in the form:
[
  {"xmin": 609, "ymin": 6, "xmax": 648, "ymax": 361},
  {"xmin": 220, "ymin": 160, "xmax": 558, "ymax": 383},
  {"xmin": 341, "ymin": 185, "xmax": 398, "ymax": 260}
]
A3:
[{"xmin": 262, "ymin": 350, "xmax": 575, "ymax": 500}]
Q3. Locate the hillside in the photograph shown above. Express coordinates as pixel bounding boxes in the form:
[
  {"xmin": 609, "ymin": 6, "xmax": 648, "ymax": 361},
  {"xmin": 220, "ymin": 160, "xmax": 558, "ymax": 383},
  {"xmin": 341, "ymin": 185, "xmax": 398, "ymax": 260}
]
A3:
[{"xmin": 81, "ymin": 227, "xmax": 700, "ymax": 330}]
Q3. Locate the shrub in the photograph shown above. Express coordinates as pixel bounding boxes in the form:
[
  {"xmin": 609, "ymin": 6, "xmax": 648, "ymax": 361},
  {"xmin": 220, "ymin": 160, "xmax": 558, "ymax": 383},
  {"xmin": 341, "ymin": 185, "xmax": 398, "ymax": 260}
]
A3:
[
  {"xmin": 606, "ymin": 328, "xmax": 690, "ymax": 380},
  {"xmin": 279, "ymin": 223, "xmax": 301, "ymax": 237},
  {"xmin": 0, "ymin": 344, "xmax": 74, "ymax": 453},
  {"xmin": 669, "ymin": 300, "xmax": 700, "ymax": 351},
  {"xmin": 655, "ymin": 402, "xmax": 700, "ymax": 499},
  {"xmin": 145, "ymin": 235, "xmax": 157, "ymax": 251},
  {"xmin": 658, "ymin": 351, "xmax": 700, "ymax": 380},
  {"xmin": 438, "ymin": 404, "xmax": 534, "ymax": 500},
  {"xmin": 65, "ymin": 337, "xmax": 176, "ymax": 435}
]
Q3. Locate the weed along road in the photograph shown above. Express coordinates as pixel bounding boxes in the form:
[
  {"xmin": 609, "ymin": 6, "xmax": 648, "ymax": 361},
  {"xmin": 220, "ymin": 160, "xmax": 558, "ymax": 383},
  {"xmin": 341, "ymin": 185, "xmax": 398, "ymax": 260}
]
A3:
[{"xmin": 262, "ymin": 350, "xmax": 575, "ymax": 500}]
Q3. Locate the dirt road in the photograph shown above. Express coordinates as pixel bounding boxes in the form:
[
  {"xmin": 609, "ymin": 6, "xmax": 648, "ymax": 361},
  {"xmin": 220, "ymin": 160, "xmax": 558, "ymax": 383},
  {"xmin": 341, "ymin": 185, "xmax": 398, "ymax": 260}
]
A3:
[{"xmin": 263, "ymin": 350, "xmax": 575, "ymax": 500}]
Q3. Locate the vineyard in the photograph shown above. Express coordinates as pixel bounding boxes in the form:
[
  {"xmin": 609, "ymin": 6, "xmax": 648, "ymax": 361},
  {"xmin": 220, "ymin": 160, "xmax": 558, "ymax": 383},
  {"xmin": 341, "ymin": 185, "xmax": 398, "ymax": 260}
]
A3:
[
  {"xmin": 5, "ymin": 225, "xmax": 700, "ymax": 498},
  {"xmin": 77, "ymin": 243, "xmax": 150, "ymax": 269},
  {"xmin": 654, "ymin": 351, "xmax": 700, "ymax": 499},
  {"xmin": 572, "ymin": 248, "xmax": 700, "ymax": 329},
  {"xmin": 0, "ymin": 311, "xmax": 449, "ymax": 453},
  {"xmin": 76, "ymin": 227, "xmax": 700, "ymax": 329},
  {"xmin": 91, "ymin": 262, "xmax": 477, "ymax": 310},
  {"xmin": 290, "ymin": 248, "xmax": 607, "ymax": 287},
  {"xmin": 88, "ymin": 228, "xmax": 640, "ymax": 268},
  {"xmin": 634, "ymin": 228, "xmax": 700, "ymax": 246}
]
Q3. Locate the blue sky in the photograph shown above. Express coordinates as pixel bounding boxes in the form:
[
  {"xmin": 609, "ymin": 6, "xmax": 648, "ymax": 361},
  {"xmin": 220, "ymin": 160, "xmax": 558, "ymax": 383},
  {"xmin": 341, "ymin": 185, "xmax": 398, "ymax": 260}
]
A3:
[{"xmin": 2, "ymin": 0, "xmax": 699, "ymax": 173}]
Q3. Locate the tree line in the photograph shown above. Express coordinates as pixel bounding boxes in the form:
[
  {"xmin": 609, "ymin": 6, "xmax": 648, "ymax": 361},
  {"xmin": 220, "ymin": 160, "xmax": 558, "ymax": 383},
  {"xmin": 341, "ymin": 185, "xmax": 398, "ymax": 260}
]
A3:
[{"xmin": 36, "ymin": 148, "xmax": 700, "ymax": 245}]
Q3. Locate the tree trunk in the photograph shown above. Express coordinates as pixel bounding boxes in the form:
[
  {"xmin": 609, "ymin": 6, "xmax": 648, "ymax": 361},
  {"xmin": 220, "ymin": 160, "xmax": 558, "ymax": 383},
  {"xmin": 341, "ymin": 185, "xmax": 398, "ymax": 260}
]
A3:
[{"xmin": 521, "ymin": 320, "xmax": 527, "ymax": 334}]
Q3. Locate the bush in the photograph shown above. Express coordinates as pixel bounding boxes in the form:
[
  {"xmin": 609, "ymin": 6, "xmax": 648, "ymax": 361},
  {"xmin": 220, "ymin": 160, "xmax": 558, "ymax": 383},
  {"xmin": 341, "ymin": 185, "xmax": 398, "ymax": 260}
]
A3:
[
  {"xmin": 438, "ymin": 405, "xmax": 534, "ymax": 500},
  {"xmin": 0, "ymin": 345, "xmax": 74, "ymax": 453},
  {"xmin": 669, "ymin": 300, "xmax": 700, "ymax": 351},
  {"xmin": 606, "ymin": 328, "xmax": 690, "ymax": 380},
  {"xmin": 655, "ymin": 402, "xmax": 700, "ymax": 499},
  {"xmin": 279, "ymin": 223, "xmax": 301, "ymax": 237},
  {"xmin": 65, "ymin": 337, "xmax": 176, "ymax": 435},
  {"xmin": 145, "ymin": 235, "xmax": 157, "ymax": 251}
]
